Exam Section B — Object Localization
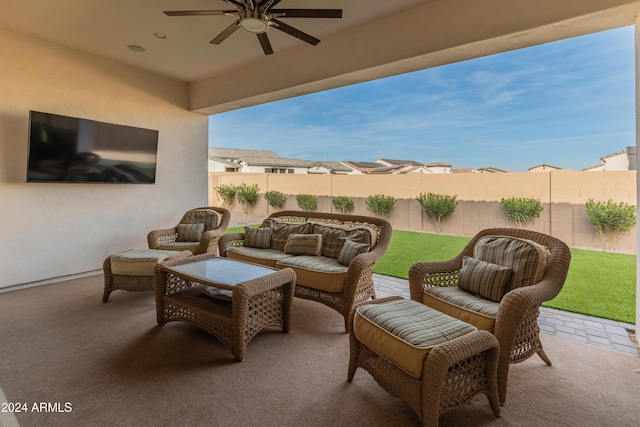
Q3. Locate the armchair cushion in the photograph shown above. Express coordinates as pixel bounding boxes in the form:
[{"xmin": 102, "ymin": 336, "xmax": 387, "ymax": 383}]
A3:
[
  {"xmin": 458, "ymin": 256, "xmax": 512, "ymax": 302},
  {"xmin": 473, "ymin": 236, "xmax": 548, "ymax": 292},
  {"xmin": 182, "ymin": 209, "xmax": 220, "ymax": 230},
  {"xmin": 337, "ymin": 239, "xmax": 370, "ymax": 266},
  {"xmin": 422, "ymin": 286, "xmax": 500, "ymax": 331},
  {"xmin": 176, "ymin": 223, "xmax": 205, "ymax": 242},
  {"xmin": 284, "ymin": 233, "xmax": 323, "ymax": 256},
  {"xmin": 244, "ymin": 227, "xmax": 272, "ymax": 249}
]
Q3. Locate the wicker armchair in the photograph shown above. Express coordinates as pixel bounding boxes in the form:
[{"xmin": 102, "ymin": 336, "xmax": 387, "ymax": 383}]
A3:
[
  {"xmin": 219, "ymin": 210, "xmax": 393, "ymax": 330},
  {"xmin": 409, "ymin": 228, "xmax": 571, "ymax": 404},
  {"xmin": 148, "ymin": 206, "xmax": 230, "ymax": 255}
]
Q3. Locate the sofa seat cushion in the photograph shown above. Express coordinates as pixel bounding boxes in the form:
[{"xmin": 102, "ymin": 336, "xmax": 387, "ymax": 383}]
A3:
[
  {"xmin": 473, "ymin": 236, "xmax": 548, "ymax": 293},
  {"xmin": 158, "ymin": 242, "xmax": 200, "ymax": 254},
  {"xmin": 354, "ymin": 299, "xmax": 477, "ymax": 378},
  {"xmin": 227, "ymin": 247, "xmax": 293, "ymax": 268},
  {"xmin": 276, "ymin": 255, "xmax": 348, "ymax": 293},
  {"xmin": 421, "ymin": 286, "xmax": 500, "ymax": 332}
]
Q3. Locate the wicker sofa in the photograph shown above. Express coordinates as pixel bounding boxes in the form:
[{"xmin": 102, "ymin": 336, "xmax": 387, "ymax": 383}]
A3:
[{"xmin": 218, "ymin": 210, "xmax": 392, "ymax": 330}]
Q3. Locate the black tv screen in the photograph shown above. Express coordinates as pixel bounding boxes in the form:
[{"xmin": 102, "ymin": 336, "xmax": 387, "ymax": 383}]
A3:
[{"xmin": 27, "ymin": 111, "xmax": 158, "ymax": 184}]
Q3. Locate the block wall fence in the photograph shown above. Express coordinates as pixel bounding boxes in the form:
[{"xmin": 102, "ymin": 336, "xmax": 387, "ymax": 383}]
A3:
[{"xmin": 208, "ymin": 170, "xmax": 638, "ymax": 253}]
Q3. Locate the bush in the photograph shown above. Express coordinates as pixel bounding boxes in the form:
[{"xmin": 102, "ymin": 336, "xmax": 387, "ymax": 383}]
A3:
[
  {"xmin": 365, "ymin": 194, "xmax": 395, "ymax": 218},
  {"xmin": 332, "ymin": 196, "xmax": 354, "ymax": 214},
  {"xmin": 264, "ymin": 190, "xmax": 286, "ymax": 209},
  {"xmin": 236, "ymin": 183, "xmax": 260, "ymax": 214},
  {"xmin": 296, "ymin": 194, "xmax": 317, "ymax": 212},
  {"xmin": 499, "ymin": 197, "xmax": 543, "ymax": 228},
  {"xmin": 214, "ymin": 184, "xmax": 237, "ymax": 206},
  {"xmin": 416, "ymin": 192, "xmax": 458, "ymax": 233},
  {"xmin": 585, "ymin": 198, "xmax": 637, "ymax": 251}
]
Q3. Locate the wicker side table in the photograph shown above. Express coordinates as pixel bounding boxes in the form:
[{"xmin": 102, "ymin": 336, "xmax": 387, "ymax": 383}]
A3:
[
  {"xmin": 347, "ymin": 297, "xmax": 501, "ymax": 427},
  {"xmin": 103, "ymin": 249, "xmax": 191, "ymax": 302},
  {"xmin": 155, "ymin": 253, "xmax": 296, "ymax": 362}
]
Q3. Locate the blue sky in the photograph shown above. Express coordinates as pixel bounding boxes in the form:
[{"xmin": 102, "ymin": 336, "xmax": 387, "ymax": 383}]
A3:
[{"xmin": 208, "ymin": 26, "xmax": 635, "ymax": 172}]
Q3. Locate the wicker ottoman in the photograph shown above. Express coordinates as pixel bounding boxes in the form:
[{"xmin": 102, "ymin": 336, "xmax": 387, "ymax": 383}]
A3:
[
  {"xmin": 103, "ymin": 249, "xmax": 191, "ymax": 302},
  {"xmin": 347, "ymin": 297, "xmax": 501, "ymax": 427}
]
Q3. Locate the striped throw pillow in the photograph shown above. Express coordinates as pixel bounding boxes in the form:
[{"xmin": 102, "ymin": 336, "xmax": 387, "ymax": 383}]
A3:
[
  {"xmin": 284, "ymin": 234, "xmax": 323, "ymax": 256},
  {"xmin": 176, "ymin": 223, "xmax": 205, "ymax": 242},
  {"xmin": 337, "ymin": 239, "xmax": 370, "ymax": 266},
  {"xmin": 458, "ymin": 256, "xmax": 512, "ymax": 302},
  {"xmin": 244, "ymin": 227, "xmax": 272, "ymax": 249}
]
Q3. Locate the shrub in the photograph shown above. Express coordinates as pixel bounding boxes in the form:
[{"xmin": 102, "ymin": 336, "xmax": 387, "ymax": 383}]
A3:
[
  {"xmin": 416, "ymin": 192, "xmax": 458, "ymax": 233},
  {"xmin": 365, "ymin": 194, "xmax": 395, "ymax": 218},
  {"xmin": 296, "ymin": 194, "xmax": 317, "ymax": 212},
  {"xmin": 585, "ymin": 198, "xmax": 637, "ymax": 251},
  {"xmin": 214, "ymin": 184, "xmax": 237, "ymax": 206},
  {"xmin": 264, "ymin": 190, "xmax": 286, "ymax": 209},
  {"xmin": 499, "ymin": 197, "xmax": 543, "ymax": 228},
  {"xmin": 332, "ymin": 196, "xmax": 354, "ymax": 214},
  {"xmin": 236, "ymin": 183, "xmax": 260, "ymax": 214}
]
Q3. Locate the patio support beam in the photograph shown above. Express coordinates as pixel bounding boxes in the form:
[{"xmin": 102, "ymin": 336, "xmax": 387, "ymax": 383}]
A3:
[{"xmin": 190, "ymin": 0, "xmax": 640, "ymax": 115}]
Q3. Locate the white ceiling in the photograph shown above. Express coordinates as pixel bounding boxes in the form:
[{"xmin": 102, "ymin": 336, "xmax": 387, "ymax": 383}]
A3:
[{"xmin": 0, "ymin": 0, "xmax": 428, "ymax": 82}]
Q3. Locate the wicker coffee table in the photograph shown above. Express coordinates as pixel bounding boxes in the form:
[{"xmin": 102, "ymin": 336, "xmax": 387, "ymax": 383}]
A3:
[{"xmin": 154, "ymin": 253, "xmax": 296, "ymax": 361}]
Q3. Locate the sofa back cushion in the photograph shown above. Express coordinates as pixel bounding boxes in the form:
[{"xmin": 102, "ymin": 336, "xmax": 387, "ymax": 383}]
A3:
[
  {"xmin": 312, "ymin": 223, "xmax": 375, "ymax": 258},
  {"xmin": 284, "ymin": 234, "xmax": 323, "ymax": 256},
  {"xmin": 473, "ymin": 236, "xmax": 548, "ymax": 292},
  {"xmin": 458, "ymin": 256, "xmax": 512, "ymax": 302},
  {"xmin": 262, "ymin": 219, "xmax": 313, "ymax": 252}
]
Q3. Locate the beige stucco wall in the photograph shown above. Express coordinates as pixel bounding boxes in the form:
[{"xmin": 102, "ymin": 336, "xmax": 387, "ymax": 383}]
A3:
[
  {"xmin": 0, "ymin": 30, "xmax": 209, "ymax": 288},
  {"xmin": 210, "ymin": 170, "xmax": 637, "ymax": 253}
]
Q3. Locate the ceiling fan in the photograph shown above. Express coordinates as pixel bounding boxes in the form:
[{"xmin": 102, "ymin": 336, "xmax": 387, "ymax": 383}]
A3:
[{"xmin": 163, "ymin": 0, "xmax": 343, "ymax": 55}]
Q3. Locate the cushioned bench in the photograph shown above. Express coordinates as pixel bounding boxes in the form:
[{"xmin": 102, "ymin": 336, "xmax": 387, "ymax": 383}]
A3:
[{"xmin": 348, "ymin": 297, "xmax": 501, "ymax": 426}]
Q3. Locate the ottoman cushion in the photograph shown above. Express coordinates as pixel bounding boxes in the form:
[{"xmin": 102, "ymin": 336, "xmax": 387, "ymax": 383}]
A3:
[
  {"xmin": 354, "ymin": 299, "xmax": 477, "ymax": 378},
  {"xmin": 110, "ymin": 249, "xmax": 178, "ymax": 276}
]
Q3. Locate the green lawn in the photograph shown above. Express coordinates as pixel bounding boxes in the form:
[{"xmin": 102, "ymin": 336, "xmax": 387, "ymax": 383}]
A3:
[{"xmin": 225, "ymin": 226, "xmax": 636, "ymax": 324}]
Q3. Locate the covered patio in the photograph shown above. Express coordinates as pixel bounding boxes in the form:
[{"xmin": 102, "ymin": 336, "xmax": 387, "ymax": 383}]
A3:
[{"xmin": 1, "ymin": 1, "xmax": 639, "ymax": 425}]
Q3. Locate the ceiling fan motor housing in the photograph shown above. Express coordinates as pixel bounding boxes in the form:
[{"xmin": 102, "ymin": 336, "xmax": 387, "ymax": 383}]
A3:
[{"xmin": 240, "ymin": 10, "xmax": 269, "ymax": 34}]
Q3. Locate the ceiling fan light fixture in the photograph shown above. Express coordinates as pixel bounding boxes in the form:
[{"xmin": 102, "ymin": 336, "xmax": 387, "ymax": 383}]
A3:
[{"xmin": 240, "ymin": 17, "xmax": 269, "ymax": 34}]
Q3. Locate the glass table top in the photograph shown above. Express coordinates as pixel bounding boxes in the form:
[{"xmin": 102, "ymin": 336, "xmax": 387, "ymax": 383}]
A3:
[{"xmin": 166, "ymin": 257, "xmax": 277, "ymax": 286}]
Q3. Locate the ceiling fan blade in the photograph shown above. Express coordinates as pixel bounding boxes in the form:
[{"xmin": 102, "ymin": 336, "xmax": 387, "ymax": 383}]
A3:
[
  {"xmin": 164, "ymin": 10, "xmax": 236, "ymax": 17},
  {"xmin": 270, "ymin": 9, "xmax": 342, "ymax": 18},
  {"xmin": 271, "ymin": 19, "xmax": 320, "ymax": 46},
  {"xmin": 260, "ymin": 0, "xmax": 283, "ymax": 12},
  {"xmin": 257, "ymin": 33, "xmax": 274, "ymax": 55},
  {"xmin": 210, "ymin": 20, "xmax": 241, "ymax": 45}
]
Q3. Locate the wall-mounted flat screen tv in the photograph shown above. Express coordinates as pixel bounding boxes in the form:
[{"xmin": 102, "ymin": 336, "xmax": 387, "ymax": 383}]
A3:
[{"xmin": 27, "ymin": 111, "xmax": 158, "ymax": 184}]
